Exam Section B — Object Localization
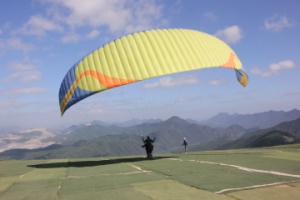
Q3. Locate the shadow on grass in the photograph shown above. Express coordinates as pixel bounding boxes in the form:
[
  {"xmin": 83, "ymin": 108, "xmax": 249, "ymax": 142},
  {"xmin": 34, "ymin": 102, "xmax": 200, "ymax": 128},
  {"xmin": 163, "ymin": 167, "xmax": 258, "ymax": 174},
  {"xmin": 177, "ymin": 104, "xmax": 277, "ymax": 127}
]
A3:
[{"xmin": 27, "ymin": 155, "xmax": 176, "ymax": 168}]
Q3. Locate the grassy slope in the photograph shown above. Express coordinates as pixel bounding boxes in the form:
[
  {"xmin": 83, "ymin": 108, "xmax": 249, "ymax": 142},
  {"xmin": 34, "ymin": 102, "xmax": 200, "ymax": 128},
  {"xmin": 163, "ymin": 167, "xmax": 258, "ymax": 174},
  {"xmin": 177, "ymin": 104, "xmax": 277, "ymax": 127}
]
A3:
[{"xmin": 0, "ymin": 144, "xmax": 300, "ymax": 200}]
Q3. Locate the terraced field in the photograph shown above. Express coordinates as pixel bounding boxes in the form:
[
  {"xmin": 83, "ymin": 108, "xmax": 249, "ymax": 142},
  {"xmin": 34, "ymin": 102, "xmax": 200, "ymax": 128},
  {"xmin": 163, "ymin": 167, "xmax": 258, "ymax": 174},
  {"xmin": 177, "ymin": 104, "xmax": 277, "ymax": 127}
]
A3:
[{"xmin": 1, "ymin": 144, "xmax": 300, "ymax": 199}]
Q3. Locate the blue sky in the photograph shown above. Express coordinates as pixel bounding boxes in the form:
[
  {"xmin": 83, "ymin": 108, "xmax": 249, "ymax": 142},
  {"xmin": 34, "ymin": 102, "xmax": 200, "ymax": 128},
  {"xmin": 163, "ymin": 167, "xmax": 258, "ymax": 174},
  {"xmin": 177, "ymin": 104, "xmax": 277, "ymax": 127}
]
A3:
[{"xmin": 0, "ymin": 0, "xmax": 299, "ymax": 130}]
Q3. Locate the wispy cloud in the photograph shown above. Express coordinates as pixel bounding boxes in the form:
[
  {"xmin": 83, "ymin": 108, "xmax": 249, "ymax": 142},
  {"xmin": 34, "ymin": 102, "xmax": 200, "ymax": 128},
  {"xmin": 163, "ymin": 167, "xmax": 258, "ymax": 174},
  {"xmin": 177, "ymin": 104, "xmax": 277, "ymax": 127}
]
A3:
[
  {"xmin": 0, "ymin": 101, "xmax": 24, "ymax": 109},
  {"xmin": 177, "ymin": 97, "xmax": 194, "ymax": 102},
  {"xmin": 87, "ymin": 29, "xmax": 100, "ymax": 40},
  {"xmin": 125, "ymin": 0, "xmax": 166, "ymax": 33},
  {"xmin": 47, "ymin": 0, "xmax": 131, "ymax": 30},
  {"xmin": 214, "ymin": 25, "xmax": 243, "ymax": 44},
  {"xmin": 3, "ymin": 71, "xmax": 42, "ymax": 83},
  {"xmin": 11, "ymin": 87, "xmax": 46, "ymax": 94},
  {"xmin": 61, "ymin": 31, "xmax": 81, "ymax": 44},
  {"xmin": 251, "ymin": 60, "xmax": 295, "ymax": 77},
  {"xmin": 18, "ymin": 15, "xmax": 63, "ymax": 36},
  {"xmin": 209, "ymin": 80, "xmax": 224, "ymax": 86},
  {"xmin": 18, "ymin": 0, "xmax": 167, "ymax": 42},
  {"xmin": 1, "ymin": 87, "xmax": 46, "ymax": 97},
  {"xmin": 6, "ymin": 38, "xmax": 35, "ymax": 52},
  {"xmin": 144, "ymin": 76, "xmax": 199, "ymax": 89},
  {"xmin": 203, "ymin": 12, "xmax": 217, "ymax": 21},
  {"xmin": 8, "ymin": 61, "xmax": 35, "ymax": 71},
  {"xmin": 2, "ymin": 60, "xmax": 42, "ymax": 83},
  {"xmin": 264, "ymin": 15, "xmax": 293, "ymax": 32}
]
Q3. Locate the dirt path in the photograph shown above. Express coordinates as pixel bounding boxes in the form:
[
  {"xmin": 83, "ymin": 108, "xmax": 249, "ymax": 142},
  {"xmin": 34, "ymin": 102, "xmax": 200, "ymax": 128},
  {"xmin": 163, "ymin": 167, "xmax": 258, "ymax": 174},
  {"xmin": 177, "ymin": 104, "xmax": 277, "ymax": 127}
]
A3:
[
  {"xmin": 168, "ymin": 158, "xmax": 300, "ymax": 178},
  {"xmin": 187, "ymin": 159, "xmax": 300, "ymax": 178},
  {"xmin": 215, "ymin": 181, "xmax": 295, "ymax": 194}
]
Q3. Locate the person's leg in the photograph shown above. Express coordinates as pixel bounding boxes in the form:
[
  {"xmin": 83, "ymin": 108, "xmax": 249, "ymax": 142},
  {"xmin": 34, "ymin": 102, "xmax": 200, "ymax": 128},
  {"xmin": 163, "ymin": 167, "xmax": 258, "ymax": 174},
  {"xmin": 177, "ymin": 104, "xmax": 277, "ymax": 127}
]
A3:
[
  {"xmin": 146, "ymin": 147, "xmax": 150, "ymax": 158},
  {"xmin": 149, "ymin": 146, "xmax": 153, "ymax": 159}
]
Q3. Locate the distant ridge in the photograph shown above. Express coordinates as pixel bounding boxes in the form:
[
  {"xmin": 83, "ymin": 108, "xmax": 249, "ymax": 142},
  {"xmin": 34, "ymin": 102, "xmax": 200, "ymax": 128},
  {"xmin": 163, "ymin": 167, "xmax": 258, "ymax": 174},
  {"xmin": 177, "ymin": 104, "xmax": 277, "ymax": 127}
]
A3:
[
  {"xmin": 201, "ymin": 109, "xmax": 300, "ymax": 129},
  {"xmin": 217, "ymin": 117, "xmax": 300, "ymax": 149}
]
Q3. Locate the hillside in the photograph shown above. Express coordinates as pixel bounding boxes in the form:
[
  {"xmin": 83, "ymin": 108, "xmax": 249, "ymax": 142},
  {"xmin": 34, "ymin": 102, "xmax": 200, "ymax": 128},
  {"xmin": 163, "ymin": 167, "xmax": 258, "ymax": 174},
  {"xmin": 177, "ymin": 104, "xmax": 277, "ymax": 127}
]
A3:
[
  {"xmin": 217, "ymin": 117, "xmax": 300, "ymax": 149},
  {"xmin": 0, "ymin": 128, "xmax": 57, "ymax": 153}
]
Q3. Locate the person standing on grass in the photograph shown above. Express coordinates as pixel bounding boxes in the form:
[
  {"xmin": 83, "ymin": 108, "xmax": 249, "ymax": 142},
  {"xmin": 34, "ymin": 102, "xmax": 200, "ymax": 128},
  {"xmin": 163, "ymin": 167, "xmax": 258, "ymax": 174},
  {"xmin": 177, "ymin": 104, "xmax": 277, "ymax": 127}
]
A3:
[
  {"xmin": 182, "ymin": 137, "xmax": 188, "ymax": 153},
  {"xmin": 142, "ymin": 136, "xmax": 155, "ymax": 159}
]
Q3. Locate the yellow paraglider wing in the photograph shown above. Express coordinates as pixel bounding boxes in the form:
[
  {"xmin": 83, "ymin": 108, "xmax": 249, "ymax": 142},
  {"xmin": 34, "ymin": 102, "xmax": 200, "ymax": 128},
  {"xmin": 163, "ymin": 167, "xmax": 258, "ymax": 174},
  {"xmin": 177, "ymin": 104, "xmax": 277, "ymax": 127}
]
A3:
[{"xmin": 59, "ymin": 29, "xmax": 248, "ymax": 115}]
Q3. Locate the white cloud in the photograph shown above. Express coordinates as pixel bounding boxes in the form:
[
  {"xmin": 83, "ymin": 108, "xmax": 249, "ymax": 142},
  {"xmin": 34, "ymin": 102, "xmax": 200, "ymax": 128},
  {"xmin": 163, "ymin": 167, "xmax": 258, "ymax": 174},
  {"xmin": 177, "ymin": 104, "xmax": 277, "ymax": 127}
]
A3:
[
  {"xmin": 19, "ymin": 15, "xmax": 63, "ymax": 36},
  {"xmin": 61, "ymin": 31, "xmax": 81, "ymax": 44},
  {"xmin": 44, "ymin": 0, "xmax": 165, "ymax": 33},
  {"xmin": 3, "ymin": 71, "xmax": 41, "ymax": 83},
  {"xmin": 177, "ymin": 97, "xmax": 191, "ymax": 102},
  {"xmin": 203, "ymin": 12, "xmax": 217, "ymax": 21},
  {"xmin": 251, "ymin": 60, "xmax": 295, "ymax": 77},
  {"xmin": 125, "ymin": 0, "xmax": 165, "ymax": 33},
  {"xmin": 250, "ymin": 68, "xmax": 273, "ymax": 77},
  {"xmin": 144, "ymin": 76, "xmax": 199, "ymax": 89},
  {"xmin": 6, "ymin": 38, "xmax": 35, "ymax": 52},
  {"xmin": 56, "ymin": 0, "xmax": 130, "ymax": 30},
  {"xmin": 264, "ymin": 15, "xmax": 292, "ymax": 31},
  {"xmin": 22, "ymin": 71, "xmax": 42, "ymax": 83},
  {"xmin": 209, "ymin": 80, "xmax": 223, "ymax": 86},
  {"xmin": 2, "ymin": 60, "xmax": 42, "ymax": 83},
  {"xmin": 11, "ymin": 87, "xmax": 46, "ymax": 94},
  {"xmin": 87, "ymin": 29, "xmax": 100, "ymax": 40},
  {"xmin": 9, "ymin": 62, "xmax": 35, "ymax": 71},
  {"xmin": 0, "ymin": 101, "xmax": 21, "ymax": 109},
  {"xmin": 215, "ymin": 25, "xmax": 243, "ymax": 44},
  {"xmin": 12, "ymin": 0, "xmax": 166, "ymax": 44},
  {"xmin": 0, "ymin": 87, "xmax": 46, "ymax": 98},
  {"xmin": 269, "ymin": 60, "xmax": 295, "ymax": 71}
]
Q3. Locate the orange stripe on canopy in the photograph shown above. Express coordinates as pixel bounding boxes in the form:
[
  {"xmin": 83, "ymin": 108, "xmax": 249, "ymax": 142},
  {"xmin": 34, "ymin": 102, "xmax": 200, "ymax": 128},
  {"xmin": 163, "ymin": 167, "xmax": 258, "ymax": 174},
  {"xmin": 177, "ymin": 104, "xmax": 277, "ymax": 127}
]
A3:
[
  {"xmin": 79, "ymin": 70, "xmax": 138, "ymax": 89},
  {"xmin": 221, "ymin": 53, "xmax": 236, "ymax": 69},
  {"xmin": 60, "ymin": 70, "xmax": 139, "ymax": 113}
]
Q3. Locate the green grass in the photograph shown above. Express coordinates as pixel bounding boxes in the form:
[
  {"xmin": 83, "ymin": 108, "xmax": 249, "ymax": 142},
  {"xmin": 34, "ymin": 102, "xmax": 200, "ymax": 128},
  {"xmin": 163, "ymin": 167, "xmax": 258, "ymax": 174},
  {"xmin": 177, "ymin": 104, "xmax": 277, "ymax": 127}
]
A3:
[
  {"xmin": 226, "ymin": 184, "xmax": 300, "ymax": 200},
  {"xmin": 1, "ymin": 144, "xmax": 300, "ymax": 199},
  {"xmin": 0, "ymin": 180, "xmax": 59, "ymax": 200},
  {"xmin": 132, "ymin": 180, "xmax": 231, "ymax": 200},
  {"xmin": 0, "ymin": 160, "xmax": 41, "ymax": 177},
  {"xmin": 182, "ymin": 149, "xmax": 300, "ymax": 175},
  {"xmin": 137, "ymin": 155, "xmax": 297, "ymax": 192}
]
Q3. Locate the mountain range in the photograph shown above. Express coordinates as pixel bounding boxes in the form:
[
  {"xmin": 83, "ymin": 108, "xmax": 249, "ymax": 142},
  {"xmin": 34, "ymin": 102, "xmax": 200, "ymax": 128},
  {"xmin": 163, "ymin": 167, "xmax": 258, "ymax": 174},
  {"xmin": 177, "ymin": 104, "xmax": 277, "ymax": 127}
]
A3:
[
  {"xmin": 201, "ymin": 109, "xmax": 300, "ymax": 129},
  {"xmin": 0, "ymin": 109, "xmax": 299, "ymax": 159},
  {"xmin": 217, "ymin": 117, "xmax": 300, "ymax": 149}
]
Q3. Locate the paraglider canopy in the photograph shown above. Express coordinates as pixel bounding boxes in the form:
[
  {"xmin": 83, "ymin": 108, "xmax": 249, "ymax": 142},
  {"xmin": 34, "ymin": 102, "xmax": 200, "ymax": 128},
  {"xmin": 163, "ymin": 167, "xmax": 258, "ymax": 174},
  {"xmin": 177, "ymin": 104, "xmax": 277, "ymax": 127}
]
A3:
[{"xmin": 59, "ymin": 28, "xmax": 248, "ymax": 115}]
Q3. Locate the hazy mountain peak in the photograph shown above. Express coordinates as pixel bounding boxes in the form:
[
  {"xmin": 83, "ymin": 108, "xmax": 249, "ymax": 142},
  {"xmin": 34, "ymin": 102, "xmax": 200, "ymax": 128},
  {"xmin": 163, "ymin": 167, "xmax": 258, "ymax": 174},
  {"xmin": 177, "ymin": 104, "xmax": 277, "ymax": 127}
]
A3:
[
  {"xmin": 166, "ymin": 116, "xmax": 185, "ymax": 122},
  {"xmin": 164, "ymin": 116, "xmax": 190, "ymax": 126}
]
